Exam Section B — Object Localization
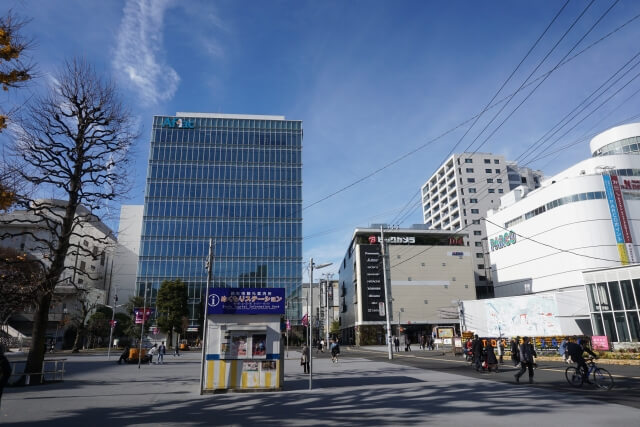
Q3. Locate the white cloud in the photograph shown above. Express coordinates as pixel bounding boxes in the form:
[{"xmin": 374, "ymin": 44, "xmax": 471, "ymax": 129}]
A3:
[{"xmin": 112, "ymin": 0, "xmax": 180, "ymax": 105}]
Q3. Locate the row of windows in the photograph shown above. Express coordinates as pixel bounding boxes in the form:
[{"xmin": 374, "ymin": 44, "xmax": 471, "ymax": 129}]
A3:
[
  {"xmin": 140, "ymin": 238, "xmax": 302, "ymax": 258},
  {"xmin": 148, "ymin": 164, "xmax": 301, "ymax": 182},
  {"xmin": 150, "ymin": 145, "xmax": 301, "ymax": 164},
  {"xmin": 463, "ymin": 158, "xmax": 500, "ymax": 164},
  {"xmin": 142, "ymin": 218, "xmax": 301, "ymax": 239},
  {"xmin": 587, "ymin": 280, "xmax": 640, "ymax": 342},
  {"xmin": 153, "ymin": 116, "xmax": 302, "ymax": 131},
  {"xmin": 153, "ymin": 129, "xmax": 302, "ymax": 147},
  {"xmin": 138, "ymin": 259, "xmax": 301, "ymax": 280},
  {"xmin": 144, "ymin": 201, "xmax": 301, "ymax": 220},
  {"xmin": 146, "ymin": 182, "xmax": 301, "ymax": 201},
  {"xmin": 504, "ymin": 191, "xmax": 606, "ymax": 228},
  {"xmin": 464, "ymin": 168, "xmax": 501, "ymax": 174},
  {"xmin": 593, "ymin": 136, "xmax": 640, "ymax": 157}
]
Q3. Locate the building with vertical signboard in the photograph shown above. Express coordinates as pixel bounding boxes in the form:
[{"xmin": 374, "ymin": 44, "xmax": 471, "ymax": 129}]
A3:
[
  {"xmin": 462, "ymin": 123, "xmax": 640, "ymax": 344},
  {"xmin": 135, "ymin": 113, "xmax": 303, "ymax": 336},
  {"xmin": 337, "ymin": 225, "xmax": 476, "ymax": 345}
]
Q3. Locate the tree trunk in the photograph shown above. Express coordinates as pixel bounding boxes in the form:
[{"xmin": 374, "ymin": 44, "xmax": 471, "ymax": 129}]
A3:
[
  {"xmin": 72, "ymin": 326, "xmax": 82, "ymax": 353},
  {"xmin": 25, "ymin": 292, "xmax": 52, "ymax": 385}
]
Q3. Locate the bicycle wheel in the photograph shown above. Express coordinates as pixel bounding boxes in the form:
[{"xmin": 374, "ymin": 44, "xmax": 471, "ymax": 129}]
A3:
[
  {"xmin": 593, "ymin": 368, "xmax": 614, "ymax": 391},
  {"xmin": 565, "ymin": 367, "xmax": 583, "ymax": 387}
]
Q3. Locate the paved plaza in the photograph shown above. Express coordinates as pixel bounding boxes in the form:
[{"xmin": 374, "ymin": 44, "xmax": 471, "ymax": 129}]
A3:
[{"xmin": 1, "ymin": 349, "xmax": 639, "ymax": 426}]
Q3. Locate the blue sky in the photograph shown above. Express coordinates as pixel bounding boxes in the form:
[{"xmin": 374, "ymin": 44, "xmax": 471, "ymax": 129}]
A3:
[{"xmin": 2, "ymin": 0, "xmax": 640, "ymax": 279}]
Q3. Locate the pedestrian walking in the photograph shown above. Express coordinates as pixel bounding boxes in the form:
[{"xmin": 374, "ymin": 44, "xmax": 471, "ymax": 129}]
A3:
[
  {"xmin": 394, "ymin": 336, "xmax": 400, "ymax": 352},
  {"xmin": 148, "ymin": 344, "xmax": 157, "ymax": 364},
  {"xmin": 514, "ymin": 336, "xmax": 537, "ymax": 384},
  {"xmin": 320, "ymin": 339, "xmax": 325, "ymax": 353},
  {"xmin": 117, "ymin": 346, "xmax": 130, "ymax": 364},
  {"xmin": 0, "ymin": 344, "xmax": 11, "ymax": 408},
  {"xmin": 472, "ymin": 334, "xmax": 483, "ymax": 371},
  {"xmin": 174, "ymin": 342, "xmax": 180, "ymax": 357},
  {"xmin": 510, "ymin": 336, "xmax": 521, "ymax": 367},
  {"xmin": 158, "ymin": 341, "xmax": 166, "ymax": 364},
  {"xmin": 301, "ymin": 344, "xmax": 310, "ymax": 374},
  {"xmin": 330, "ymin": 338, "xmax": 340, "ymax": 363},
  {"xmin": 497, "ymin": 339, "xmax": 504, "ymax": 364},
  {"xmin": 485, "ymin": 341, "xmax": 498, "ymax": 372},
  {"xmin": 404, "ymin": 335, "xmax": 412, "ymax": 351}
]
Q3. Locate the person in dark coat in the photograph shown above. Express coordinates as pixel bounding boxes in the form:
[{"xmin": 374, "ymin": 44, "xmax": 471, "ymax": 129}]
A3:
[
  {"xmin": 485, "ymin": 341, "xmax": 499, "ymax": 372},
  {"xmin": 565, "ymin": 337, "xmax": 598, "ymax": 383},
  {"xmin": 510, "ymin": 336, "xmax": 521, "ymax": 367},
  {"xmin": 394, "ymin": 336, "xmax": 400, "ymax": 352},
  {"xmin": 0, "ymin": 344, "xmax": 12, "ymax": 407},
  {"xmin": 118, "ymin": 346, "xmax": 130, "ymax": 364},
  {"xmin": 301, "ymin": 344, "xmax": 310, "ymax": 374},
  {"xmin": 514, "ymin": 336, "xmax": 537, "ymax": 384},
  {"xmin": 471, "ymin": 335, "xmax": 483, "ymax": 371}
]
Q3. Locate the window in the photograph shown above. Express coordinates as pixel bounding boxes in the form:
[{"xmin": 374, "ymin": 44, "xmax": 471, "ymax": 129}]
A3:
[
  {"xmin": 495, "ymin": 169, "xmax": 500, "ymax": 173},
  {"xmin": 494, "ymin": 159, "xmax": 499, "ymax": 164},
  {"xmin": 521, "ymin": 177, "xmax": 528, "ymax": 183},
  {"xmin": 488, "ymin": 189, "xmax": 495, "ymax": 193},
  {"xmin": 471, "ymin": 209, "xmax": 479, "ymax": 214},
  {"xmin": 470, "ymin": 198, "xmax": 478, "ymax": 203},
  {"xmin": 497, "ymin": 179, "xmax": 502, "ymax": 183},
  {"xmin": 472, "ymin": 219, "xmax": 481, "ymax": 224},
  {"xmin": 466, "ymin": 168, "xmax": 474, "ymax": 173},
  {"xmin": 476, "ymin": 253, "xmax": 484, "ymax": 258},
  {"xmin": 477, "ymin": 264, "xmax": 485, "ymax": 269},
  {"xmin": 473, "ymin": 231, "xmax": 482, "ymax": 236},
  {"xmin": 487, "ymin": 178, "xmax": 493, "ymax": 183},
  {"xmin": 467, "ymin": 178, "xmax": 475, "ymax": 183},
  {"xmin": 469, "ymin": 188, "xmax": 476, "ymax": 193},
  {"xmin": 465, "ymin": 159, "xmax": 472, "ymax": 163},
  {"xmin": 484, "ymin": 159, "xmax": 491, "ymax": 164},
  {"xmin": 80, "ymin": 261, "xmax": 86, "ymax": 272},
  {"xmin": 475, "ymin": 241, "xmax": 482, "ymax": 247},
  {"xmin": 498, "ymin": 189, "xmax": 504, "ymax": 193},
  {"xmin": 485, "ymin": 169, "xmax": 492, "ymax": 173}
]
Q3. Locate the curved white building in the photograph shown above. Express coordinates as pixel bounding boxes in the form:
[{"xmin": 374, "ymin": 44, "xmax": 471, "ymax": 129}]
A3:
[{"xmin": 473, "ymin": 123, "xmax": 640, "ymax": 342}]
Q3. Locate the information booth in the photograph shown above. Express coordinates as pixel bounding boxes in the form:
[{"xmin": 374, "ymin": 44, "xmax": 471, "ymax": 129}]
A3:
[{"xmin": 201, "ymin": 288, "xmax": 285, "ymax": 393}]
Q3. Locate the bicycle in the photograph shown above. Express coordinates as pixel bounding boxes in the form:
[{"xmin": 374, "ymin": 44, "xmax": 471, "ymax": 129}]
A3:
[{"xmin": 565, "ymin": 358, "xmax": 614, "ymax": 391}]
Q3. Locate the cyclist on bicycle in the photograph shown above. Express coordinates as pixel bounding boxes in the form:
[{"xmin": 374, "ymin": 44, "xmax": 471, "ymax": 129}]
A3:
[{"xmin": 565, "ymin": 337, "xmax": 598, "ymax": 383}]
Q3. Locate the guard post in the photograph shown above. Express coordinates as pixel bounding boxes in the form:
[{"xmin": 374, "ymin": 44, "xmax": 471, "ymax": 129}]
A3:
[{"xmin": 201, "ymin": 287, "xmax": 285, "ymax": 393}]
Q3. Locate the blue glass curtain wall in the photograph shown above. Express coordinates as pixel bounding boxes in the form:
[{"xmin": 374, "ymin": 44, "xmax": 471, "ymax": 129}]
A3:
[{"xmin": 136, "ymin": 116, "xmax": 303, "ymax": 329}]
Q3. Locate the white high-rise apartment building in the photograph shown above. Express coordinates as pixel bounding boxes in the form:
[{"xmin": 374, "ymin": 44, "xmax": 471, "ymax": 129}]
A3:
[{"xmin": 421, "ymin": 153, "xmax": 542, "ymax": 297}]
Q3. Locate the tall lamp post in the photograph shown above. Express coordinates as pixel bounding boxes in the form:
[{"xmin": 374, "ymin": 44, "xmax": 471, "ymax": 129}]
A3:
[
  {"xmin": 323, "ymin": 273, "xmax": 334, "ymax": 346},
  {"xmin": 308, "ymin": 258, "xmax": 332, "ymax": 391},
  {"xmin": 106, "ymin": 298, "xmax": 125, "ymax": 360}
]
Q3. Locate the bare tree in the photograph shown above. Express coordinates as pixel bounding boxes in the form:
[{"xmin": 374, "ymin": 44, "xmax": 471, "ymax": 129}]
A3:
[
  {"xmin": 1, "ymin": 59, "xmax": 137, "ymax": 382},
  {"xmin": 70, "ymin": 290, "xmax": 99, "ymax": 353}
]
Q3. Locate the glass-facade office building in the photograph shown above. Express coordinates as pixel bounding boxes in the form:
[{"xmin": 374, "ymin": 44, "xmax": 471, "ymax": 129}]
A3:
[{"xmin": 136, "ymin": 113, "xmax": 303, "ymax": 329}]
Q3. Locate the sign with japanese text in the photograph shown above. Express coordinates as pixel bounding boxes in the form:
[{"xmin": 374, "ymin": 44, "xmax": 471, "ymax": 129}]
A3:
[
  {"xmin": 134, "ymin": 307, "xmax": 154, "ymax": 324},
  {"xmin": 591, "ymin": 335, "xmax": 610, "ymax": 351},
  {"xmin": 207, "ymin": 288, "xmax": 285, "ymax": 315},
  {"xmin": 359, "ymin": 245, "xmax": 386, "ymax": 321}
]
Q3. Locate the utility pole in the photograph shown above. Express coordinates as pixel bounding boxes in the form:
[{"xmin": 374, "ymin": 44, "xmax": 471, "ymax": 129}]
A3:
[
  {"xmin": 380, "ymin": 226, "xmax": 393, "ymax": 360},
  {"xmin": 200, "ymin": 238, "xmax": 213, "ymax": 394}
]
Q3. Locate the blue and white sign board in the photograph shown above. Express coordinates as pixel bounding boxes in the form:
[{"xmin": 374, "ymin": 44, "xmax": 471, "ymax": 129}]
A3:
[{"xmin": 207, "ymin": 288, "xmax": 285, "ymax": 315}]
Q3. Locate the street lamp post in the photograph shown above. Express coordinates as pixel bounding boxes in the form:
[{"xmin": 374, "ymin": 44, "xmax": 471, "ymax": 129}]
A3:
[
  {"xmin": 106, "ymin": 300, "xmax": 125, "ymax": 360},
  {"xmin": 308, "ymin": 258, "xmax": 332, "ymax": 391},
  {"xmin": 200, "ymin": 238, "xmax": 214, "ymax": 394}
]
